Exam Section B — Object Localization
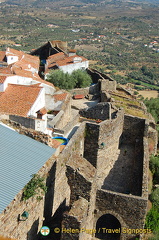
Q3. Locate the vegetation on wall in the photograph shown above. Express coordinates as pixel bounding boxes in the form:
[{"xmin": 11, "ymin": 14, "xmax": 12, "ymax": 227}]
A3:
[
  {"xmin": 22, "ymin": 174, "xmax": 47, "ymax": 201},
  {"xmin": 144, "ymin": 98, "xmax": 159, "ymax": 123},
  {"xmin": 145, "ymin": 155, "xmax": 159, "ymax": 239},
  {"xmin": 46, "ymin": 69, "xmax": 92, "ymax": 90}
]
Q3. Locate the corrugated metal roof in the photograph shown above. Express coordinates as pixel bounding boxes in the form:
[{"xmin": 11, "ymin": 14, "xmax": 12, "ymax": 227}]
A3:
[{"xmin": 0, "ymin": 123, "xmax": 55, "ymax": 213}]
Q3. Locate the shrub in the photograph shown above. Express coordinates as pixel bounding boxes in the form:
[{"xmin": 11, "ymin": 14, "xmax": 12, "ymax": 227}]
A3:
[
  {"xmin": 22, "ymin": 174, "xmax": 47, "ymax": 201},
  {"xmin": 46, "ymin": 69, "xmax": 92, "ymax": 90}
]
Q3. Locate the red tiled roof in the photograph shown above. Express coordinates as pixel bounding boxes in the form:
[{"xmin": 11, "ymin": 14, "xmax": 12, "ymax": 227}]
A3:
[
  {"xmin": 6, "ymin": 47, "xmax": 23, "ymax": 59},
  {"xmin": 51, "ymin": 139, "xmax": 61, "ymax": 148},
  {"xmin": 0, "ymin": 76, "xmax": 7, "ymax": 83},
  {"xmin": 53, "ymin": 93, "xmax": 68, "ymax": 101},
  {"xmin": 32, "ymin": 72, "xmax": 55, "ymax": 87},
  {"xmin": 12, "ymin": 67, "xmax": 34, "ymax": 78},
  {"xmin": 0, "ymin": 67, "xmax": 12, "ymax": 74},
  {"xmin": 47, "ymin": 53, "xmax": 88, "ymax": 69},
  {"xmin": 10, "ymin": 67, "xmax": 55, "ymax": 88},
  {"xmin": 69, "ymin": 49, "xmax": 76, "ymax": 53},
  {"xmin": 6, "ymin": 48, "xmax": 39, "ymax": 71},
  {"xmin": 0, "ymin": 51, "xmax": 5, "ymax": 61},
  {"xmin": 36, "ymin": 107, "xmax": 47, "ymax": 115},
  {"xmin": 13, "ymin": 54, "xmax": 39, "ymax": 71},
  {"xmin": 47, "ymin": 52, "xmax": 66, "ymax": 66},
  {"xmin": 0, "ymin": 84, "xmax": 42, "ymax": 117},
  {"xmin": 56, "ymin": 55, "xmax": 87, "ymax": 67},
  {"xmin": 73, "ymin": 94, "xmax": 84, "ymax": 99}
]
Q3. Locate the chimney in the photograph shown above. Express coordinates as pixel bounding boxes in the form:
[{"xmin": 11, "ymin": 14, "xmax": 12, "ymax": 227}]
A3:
[{"xmin": 68, "ymin": 49, "xmax": 76, "ymax": 57}]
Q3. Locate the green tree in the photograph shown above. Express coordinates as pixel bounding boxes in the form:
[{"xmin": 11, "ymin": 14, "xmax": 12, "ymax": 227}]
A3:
[
  {"xmin": 71, "ymin": 69, "xmax": 92, "ymax": 88},
  {"xmin": 46, "ymin": 69, "xmax": 92, "ymax": 90},
  {"xmin": 144, "ymin": 98, "xmax": 159, "ymax": 123}
]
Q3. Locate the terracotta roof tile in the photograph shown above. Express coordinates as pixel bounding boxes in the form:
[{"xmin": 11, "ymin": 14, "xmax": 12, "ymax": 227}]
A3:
[
  {"xmin": 0, "ymin": 51, "xmax": 5, "ymax": 61},
  {"xmin": 0, "ymin": 76, "xmax": 7, "ymax": 83},
  {"xmin": 47, "ymin": 53, "xmax": 65, "ymax": 69},
  {"xmin": 13, "ymin": 54, "xmax": 39, "ymax": 71},
  {"xmin": 12, "ymin": 67, "xmax": 34, "ymax": 78},
  {"xmin": 47, "ymin": 53, "xmax": 87, "ymax": 69},
  {"xmin": 57, "ymin": 55, "xmax": 87, "ymax": 67},
  {"xmin": 0, "ymin": 84, "xmax": 42, "ymax": 117},
  {"xmin": 36, "ymin": 107, "xmax": 47, "ymax": 115},
  {"xmin": 69, "ymin": 49, "xmax": 76, "ymax": 53},
  {"xmin": 73, "ymin": 94, "xmax": 84, "ymax": 99},
  {"xmin": 0, "ymin": 67, "xmax": 12, "ymax": 74},
  {"xmin": 6, "ymin": 47, "xmax": 23, "ymax": 59},
  {"xmin": 47, "ymin": 52, "xmax": 65, "ymax": 63},
  {"xmin": 51, "ymin": 139, "xmax": 61, "ymax": 148},
  {"xmin": 53, "ymin": 93, "xmax": 68, "ymax": 101},
  {"xmin": 32, "ymin": 72, "xmax": 55, "ymax": 87}
]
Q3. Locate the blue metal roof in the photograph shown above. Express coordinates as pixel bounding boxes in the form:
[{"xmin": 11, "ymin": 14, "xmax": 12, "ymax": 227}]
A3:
[{"xmin": 0, "ymin": 123, "xmax": 55, "ymax": 213}]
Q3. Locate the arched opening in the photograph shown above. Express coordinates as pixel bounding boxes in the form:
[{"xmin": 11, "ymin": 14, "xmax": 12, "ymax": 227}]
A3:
[{"xmin": 95, "ymin": 214, "xmax": 121, "ymax": 240}]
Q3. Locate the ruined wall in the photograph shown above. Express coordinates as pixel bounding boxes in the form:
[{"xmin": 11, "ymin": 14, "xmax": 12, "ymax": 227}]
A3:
[
  {"xmin": 54, "ymin": 94, "xmax": 71, "ymax": 129},
  {"xmin": 0, "ymin": 155, "xmax": 56, "ymax": 240},
  {"xmin": 122, "ymin": 115, "xmax": 146, "ymax": 144},
  {"xmin": 101, "ymin": 79, "xmax": 117, "ymax": 92},
  {"xmin": 52, "ymin": 123, "xmax": 86, "ymax": 215},
  {"xmin": 83, "ymin": 123, "xmax": 100, "ymax": 168},
  {"xmin": 9, "ymin": 115, "xmax": 35, "ymax": 129},
  {"xmin": 53, "ymin": 122, "xmax": 97, "ymax": 240},
  {"xmin": 69, "ymin": 82, "xmax": 100, "ymax": 96},
  {"xmin": 94, "ymin": 189, "xmax": 148, "ymax": 239},
  {"xmin": 79, "ymin": 103, "xmax": 111, "ymax": 121},
  {"xmin": 70, "ymin": 87, "xmax": 89, "ymax": 96},
  {"xmin": 148, "ymin": 125, "xmax": 158, "ymax": 155},
  {"xmin": 83, "ymin": 109, "xmax": 124, "ymax": 171},
  {"xmin": 121, "ymin": 115, "xmax": 148, "ymax": 197},
  {"xmin": 96, "ymin": 110, "xmax": 124, "ymax": 187},
  {"xmin": 62, "ymin": 113, "xmax": 80, "ymax": 136}
]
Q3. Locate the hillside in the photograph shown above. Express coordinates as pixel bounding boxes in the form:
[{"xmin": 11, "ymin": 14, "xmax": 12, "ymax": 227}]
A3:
[
  {"xmin": 0, "ymin": 0, "xmax": 159, "ymax": 93},
  {"xmin": 2, "ymin": 0, "xmax": 159, "ymax": 7}
]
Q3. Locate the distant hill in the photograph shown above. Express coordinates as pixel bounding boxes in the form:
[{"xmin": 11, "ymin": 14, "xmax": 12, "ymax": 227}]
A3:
[{"xmin": 4, "ymin": 0, "xmax": 159, "ymax": 6}]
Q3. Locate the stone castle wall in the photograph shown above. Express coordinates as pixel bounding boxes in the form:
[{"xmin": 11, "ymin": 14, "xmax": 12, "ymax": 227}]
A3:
[
  {"xmin": 54, "ymin": 94, "xmax": 71, "ymax": 129},
  {"xmin": 52, "ymin": 123, "xmax": 86, "ymax": 215},
  {"xmin": 97, "ymin": 109, "xmax": 124, "ymax": 187},
  {"xmin": 94, "ymin": 189, "xmax": 148, "ymax": 239},
  {"xmin": 79, "ymin": 102, "xmax": 111, "ymax": 121}
]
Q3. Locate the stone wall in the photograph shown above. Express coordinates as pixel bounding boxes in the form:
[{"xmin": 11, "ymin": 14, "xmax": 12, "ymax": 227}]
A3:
[
  {"xmin": 83, "ymin": 109, "xmax": 124, "ymax": 170},
  {"xmin": 69, "ymin": 82, "xmax": 100, "ymax": 97},
  {"xmin": 101, "ymin": 79, "xmax": 117, "ymax": 92},
  {"xmin": 54, "ymin": 94, "xmax": 71, "ymax": 129},
  {"xmin": 148, "ymin": 125, "xmax": 158, "ymax": 155},
  {"xmin": 70, "ymin": 87, "xmax": 89, "ymax": 96},
  {"xmin": 52, "ymin": 122, "xmax": 97, "ymax": 240},
  {"xmin": 62, "ymin": 113, "xmax": 80, "ymax": 136},
  {"xmin": 9, "ymin": 115, "xmax": 36, "ymax": 129},
  {"xmin": 122, "ymin": 115, "xmax": 146, "ymax": 144},
  {"xmin": 96, "ymin": 109, "xmax": 124, "ymax": 187},
  {"xmin": 121, "ymin": 115, "xmax": 148, "ymax": 197},
  {"xmin": 94, "ymin": 189, "xmax": 148, "ymax": 239},
  {"xmin": 52, "ymin": 123, "xmax": 86, "ymax": 215},
  {"xmin": 83, "ymin": 123, "xmax": 100, "ymax": 168},
  {"xmin": 79, "ymin": 103, "xmax": 111, "ymax": 121}
]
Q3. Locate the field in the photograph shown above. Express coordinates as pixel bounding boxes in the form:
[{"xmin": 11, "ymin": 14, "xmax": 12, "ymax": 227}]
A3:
[
  {"xmin": 0, "ymin": 0, "xmax": 159, "ymax": 91},
  {"xmin": 138, "ymin": 90, "xmax": 159, "ymax": 99}
]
